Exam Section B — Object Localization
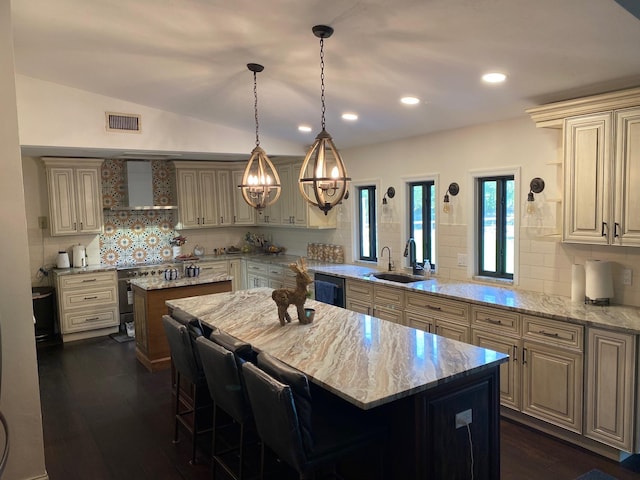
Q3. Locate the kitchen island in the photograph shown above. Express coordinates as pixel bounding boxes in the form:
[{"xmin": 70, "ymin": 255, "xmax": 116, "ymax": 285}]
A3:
[
  {"xmin": 167, "ymin": 288, "xmax": 508, "ymax": 479},
  {"xmin": 130, "ymin": 272, "xmax": 232, "ymax": 372}
]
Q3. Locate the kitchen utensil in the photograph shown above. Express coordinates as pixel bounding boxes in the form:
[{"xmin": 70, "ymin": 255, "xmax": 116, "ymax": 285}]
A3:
[
  {"xmin": 72, "ymin": 244, "xmax": 86, "ymax": 267},
  {"xmin": 56, "ymin": 251, "xmax": 70, "ymax": 268}
]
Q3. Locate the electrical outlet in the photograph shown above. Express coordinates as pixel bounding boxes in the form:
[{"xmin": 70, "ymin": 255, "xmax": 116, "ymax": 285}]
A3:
[
  {"xmin": 622, "ymin": 268, "xmax": 633, "ymax": 286},
  {"xmin": 38, "ymin": 216, "xmax": 48, "ymax": 229},
  {"xmin": 457, "ymin": 253, "xmax": 467, "ymax": 267},
  {"xmin": 455, "ymin": 408, "xmax": 472, "ymax": 429}
]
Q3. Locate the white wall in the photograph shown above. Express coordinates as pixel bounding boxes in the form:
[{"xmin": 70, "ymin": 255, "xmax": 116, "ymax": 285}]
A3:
[
  {"xmin": 15, "ymin": 75, "xmax": 303, "ymax": 157},
  {"xmin": 337, "ymin": 116, "xmax": 640, "ymax": 306},
  {"xmin": 0, "ymin": 2, "xmax": 47, "ymax": 478}
]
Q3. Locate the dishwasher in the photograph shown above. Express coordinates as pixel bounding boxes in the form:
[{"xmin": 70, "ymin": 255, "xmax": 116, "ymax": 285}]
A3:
[{"xmin": 313, "ymin": 273, "xmax": 345, "ymax": 307}]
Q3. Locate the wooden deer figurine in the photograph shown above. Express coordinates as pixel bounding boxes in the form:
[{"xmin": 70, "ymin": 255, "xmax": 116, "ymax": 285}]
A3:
[{"xmin": 272, "ymin": 258, "xmax": 314, "ymax": 326}]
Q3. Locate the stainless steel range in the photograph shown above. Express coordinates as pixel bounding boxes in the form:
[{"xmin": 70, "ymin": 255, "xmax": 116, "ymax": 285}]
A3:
[{"xmin": 117, "ymin": 263, "xmax": 177, "ymax": 331}]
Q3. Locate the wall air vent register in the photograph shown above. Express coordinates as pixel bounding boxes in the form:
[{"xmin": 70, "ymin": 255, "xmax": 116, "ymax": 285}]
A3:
[{"xmin": 106, "ymin": 112, "xmax": 141, "ymax": 133}]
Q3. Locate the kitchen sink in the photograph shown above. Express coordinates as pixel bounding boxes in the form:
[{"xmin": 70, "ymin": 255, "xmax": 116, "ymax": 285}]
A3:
[{"xmin": 372, "ymin": 272, "xmax": 427, "ymax": 283}]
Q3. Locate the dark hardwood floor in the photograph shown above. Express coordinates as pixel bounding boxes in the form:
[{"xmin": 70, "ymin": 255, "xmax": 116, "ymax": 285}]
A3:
[{"xmin": 37, "ymin": 336, "xmax": 640, "ymax": 480}]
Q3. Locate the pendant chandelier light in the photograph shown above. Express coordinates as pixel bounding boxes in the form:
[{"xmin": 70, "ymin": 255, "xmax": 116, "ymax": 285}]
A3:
[
  {"xmin": 298, "ymin": 25, "xmax": 351, "ymax": 215},
  {"xmin": 238, "ymin": 63, "xmax": 281, "ymax": 213}
]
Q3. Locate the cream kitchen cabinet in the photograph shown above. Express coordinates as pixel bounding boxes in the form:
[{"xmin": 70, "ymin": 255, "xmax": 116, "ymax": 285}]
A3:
[
  {"xmin": 520, "ymin": 315, "xmax": 584, "ymax": 433},
  {"xmin": 193, "ymin": 258, "xmax": 242, "ymax": 291},
  {"xmin": 404, "ymin": 291, "xmax": 470, "ymax": 342},
  {"xmin": 585, "ymin": 327, "xmax": 636, "ymax": 451},
  {"xmin": 175, "ymin": 166, "xmax": 218, "ymax": 229},
  {"xmin": 175, "ymin": 162, "xmax": 244, "ymax": 229},
  {"xmin": 563, "ymin": 107, "xmax": 640, "ymax": 246},
  {"xmin": 43, "ymin": 157, "xmax": 104, "ymax": 236},
  {"xmin": 259, "ymin": 160, "xmax": 337, "ymax": 229},
  {"xmin": 54, "ymin": 270, "xmax": 119, "ymax": 341},
  {"xmin": 232, "ymin": 169, "xmax": 256, "ymax": 226},
  {"xmin": 345, "ymin": 280, "xmax": 404, "ymax": 324},
  {"xmin": 245, "ymin": 260, "xmax": 285, "ymax": 289},
  {"xmin": 470, "ymin": 306, "xmax": 584, "ymax": 434},
  {"xmin": 215, "ymin": 169, "xmax": 234, "ymax": 226}
]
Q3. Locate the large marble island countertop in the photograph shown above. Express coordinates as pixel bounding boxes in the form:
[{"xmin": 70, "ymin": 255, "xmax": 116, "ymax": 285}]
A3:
[
  {"xmin": 166, "ymin": 288, "xmax": 508, "ymax": 410},
  {"xmin": 129, "ymin": 272, "xmax": 232, "ymax": 291}
]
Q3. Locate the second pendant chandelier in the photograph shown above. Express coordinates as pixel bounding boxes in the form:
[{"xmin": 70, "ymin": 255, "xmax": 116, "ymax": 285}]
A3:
[{"xmin": 298, "ymin": 25, "xmax": 351, "ymax": 216}]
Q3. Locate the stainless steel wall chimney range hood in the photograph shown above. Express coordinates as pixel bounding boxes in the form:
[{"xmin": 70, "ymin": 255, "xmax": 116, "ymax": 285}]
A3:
[{"xmin": 110, "ymin": 159, "xmax": 177, "ymax": 211}]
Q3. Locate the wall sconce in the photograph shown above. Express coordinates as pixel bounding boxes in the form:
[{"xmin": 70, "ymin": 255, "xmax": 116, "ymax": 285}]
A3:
[
  {"xmin": 526, "ymin": 177, "xmax": 545, "ymax": 215},
  {"xmin": 381, "ymin": 187, "xmax": 395, "ymax": 223},
  {"xmin": 382, "ymin": 187, "xmax": 395, "ymax": 205},
  {"xmin": 442, "ymin": 182, "xmax": 459, "ymax": 214}
]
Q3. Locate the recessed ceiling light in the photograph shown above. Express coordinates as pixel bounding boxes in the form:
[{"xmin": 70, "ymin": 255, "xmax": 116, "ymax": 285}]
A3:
[
  {"xmin": 482, "ymin": 72, "xmax": 507, "ymax": 84},
  {"xmin": 400, "ymin": 96, "xmax": 420, "ymax": 105},
  {"xmin": 298, "ymin": 125, "xmax": 312, "ymax": 133},
  {"xmin": 341, "ymin": 113, "xmax": 358, "ymax": 121}
]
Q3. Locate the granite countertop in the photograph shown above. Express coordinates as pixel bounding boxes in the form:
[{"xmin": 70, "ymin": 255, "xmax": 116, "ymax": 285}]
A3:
[
  {"xmin": 129, "ymin": 272, "xmax": 232, "ymax": 291},
  {"xmin": 308, "ymin": 263, "xmax": 640, "ymax": 334},
  {"xmin": 52, "ymin": 265, "xmax": 117, "ymax": 276},
  {"xmin": 167, "ymin": 288, "xmax": 508, "ymax": 410}
]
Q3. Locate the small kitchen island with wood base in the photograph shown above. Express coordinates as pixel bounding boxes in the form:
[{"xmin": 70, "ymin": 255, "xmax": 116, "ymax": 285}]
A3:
[
  {"xmin": 167, "ymin": 288, "xmax": 508, "ymax": 479},
  {"xmin": 130, "ymin": 272, "xmax": 232, "ymax": 372}
]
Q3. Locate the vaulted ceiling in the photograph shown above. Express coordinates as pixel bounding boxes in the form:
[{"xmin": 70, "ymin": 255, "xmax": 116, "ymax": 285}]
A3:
[{"xmin": 11, "ymin": 0, "xmax": 640, "ymax": 150}]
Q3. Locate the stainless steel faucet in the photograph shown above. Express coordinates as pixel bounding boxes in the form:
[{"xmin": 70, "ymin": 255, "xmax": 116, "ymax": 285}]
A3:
[
  {"xmin": 381, "ymin": 246, "xmax": 392, "ymax": 271},
  {"xmin": 404, "ymin": 238, "xmax": 424, "ymax": 275}
]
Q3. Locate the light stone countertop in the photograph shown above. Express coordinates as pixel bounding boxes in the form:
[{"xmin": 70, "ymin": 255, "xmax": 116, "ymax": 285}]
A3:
[
  {"xmin": 166, "ymin": 288, "xmax": 508, "ymax": 409},
  {"xmin": 129, "ymin": 271, "xmax": 232, "ymax": 291},
  {"xmin": 308, "ymin": 263, "xmax": 640, "ymax": 334},
  {"xmin": 52, "ymin": 265, "xmax": 117, "ymax": 276}
]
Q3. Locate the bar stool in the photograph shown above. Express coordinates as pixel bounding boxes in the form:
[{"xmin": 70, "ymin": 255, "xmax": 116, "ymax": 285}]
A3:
[
  {"xmin": 161, "ymin": 315, "xmax": 212, "ymax": 465},
  {"xmin": 196, "ymin": 334, "xmax": 256, "ymax": 479},
  {"xmin": 243, "ymin": 353, "xmax": 386, "ymax": 480}
]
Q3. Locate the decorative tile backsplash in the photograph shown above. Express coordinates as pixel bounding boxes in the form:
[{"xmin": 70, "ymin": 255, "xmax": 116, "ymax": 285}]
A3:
[{"xmin": 99, "ymin": 159, "xmax": 178, "ymax": 266}]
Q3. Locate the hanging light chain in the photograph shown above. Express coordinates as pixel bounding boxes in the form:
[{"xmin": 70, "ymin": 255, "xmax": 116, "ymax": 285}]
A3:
[
  {"xmin": 319, "ymin": 36, "xmax": 326, "ymax": 130},
  {"xmin": 253, "ymin": 70, "xmax": 260, "ymax": 147}
]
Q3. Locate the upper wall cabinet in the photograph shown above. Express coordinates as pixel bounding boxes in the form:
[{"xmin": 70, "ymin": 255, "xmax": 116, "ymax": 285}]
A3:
[
  {"xmin": 174, "ymin": 161, "xmax": 256, "ymax": 229},
  {"xmin": 526, "ymin": 88, "xmax": 640, "ymax": 247},
  {"xmin": 258, "ymin": 160, "xmax": 337, "ymax": 229},
  {"xmin": 42, "ymin": 157, "xmax": 104, "ymax": 236},
  {"xmin": 563, "ymin": 107, "xmax": 640, "ymax": 246}
]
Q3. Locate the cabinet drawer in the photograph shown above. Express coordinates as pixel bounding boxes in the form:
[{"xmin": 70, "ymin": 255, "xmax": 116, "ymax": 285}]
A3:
[
  {"xmin": 61, "ymin": 286, "xmax": 117, "ymax": 310},
  {"xmin": 267, "ymin": 264, "xmax": 284, "ymax": 278},
  {"xmin": 62, "ymin": 306, "xmax": 118, "ymax": 333},
  {"xmin": 59, "ymin": 271, "xmax": 116, "ymax": 289},
  {"xmin": 471, "ymin": 306, "xmax": 520, "ymax": 335},
  {"xmin": 374, "ymin": 285, "xmax": 404, "ymax": 308},
  {"xmin": 373, "ymin": 307, "xmax": 403, "ymax": 325},
  {"xmin": 246, "ymin": 262, "xmax": 268, "ymax": 276},
  {"xmin": 196, "ymin": 261, "xmax": 228, "ymax": 274},
  {"xmin": 523, "ymin": 315, "xmax": 583, "ymax": 351},
  {"xmin": 346, "ymin": 280, "xmax": 374, "ymax": 301},
  {"xmin": 405, "ymin": 292, "xmax": 469, "ymax": 324}
]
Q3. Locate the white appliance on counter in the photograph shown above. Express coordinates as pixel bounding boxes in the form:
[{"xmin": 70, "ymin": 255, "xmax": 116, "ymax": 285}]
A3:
[{"xmin": 72, "ymin": 244, "xmax": 86, "ymax": 267}]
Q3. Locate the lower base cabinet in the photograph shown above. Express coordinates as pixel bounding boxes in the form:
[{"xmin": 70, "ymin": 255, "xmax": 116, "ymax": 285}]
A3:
[
  {"xmin": 521, "ymin": 340, "xmax": 583, "ymax": 433},
  {"xmin": 585, "ymin": 328, "xmax": 636, "ymax": 451}
]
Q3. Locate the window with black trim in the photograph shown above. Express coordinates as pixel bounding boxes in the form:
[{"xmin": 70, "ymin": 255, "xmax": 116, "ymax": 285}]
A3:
[
  {"xmin": 408, "ymin": 181, "xmax": 436, "ymax": 268},
  {"xmin": 357, "ymin": 185, "xmax": 377, "ymax": 261},
  {"xmin": 477, "ymin": 175, "xmax": 514, "ymax": 279}
]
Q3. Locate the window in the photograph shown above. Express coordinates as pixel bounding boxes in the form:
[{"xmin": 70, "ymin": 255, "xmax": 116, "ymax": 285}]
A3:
[
  {"xmin": 477, "ymin": 176, "xmax": 514, "ymax": 279},
  {"xmin": 408, "ymin": 181, "xmax": 436, "ymax": 267},
  {"xmin": 357, "ymin": 185, "xmax": 377, "ymax": 261}
]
